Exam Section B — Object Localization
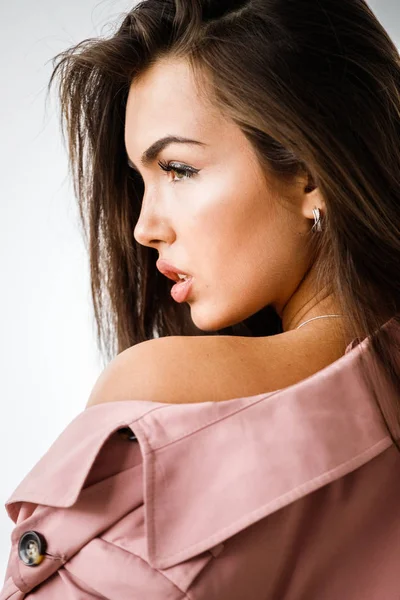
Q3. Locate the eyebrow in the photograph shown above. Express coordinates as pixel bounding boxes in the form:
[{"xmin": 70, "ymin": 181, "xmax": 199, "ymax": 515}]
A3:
[{"xmin": 126, "ymin": 135, "xmax": 207, "ymax": 171}]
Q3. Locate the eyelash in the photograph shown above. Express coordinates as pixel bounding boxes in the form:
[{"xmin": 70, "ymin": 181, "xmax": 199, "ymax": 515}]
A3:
[{"xmin": 157, "ymin": 160, "xmax": 199, "ymax": 182}]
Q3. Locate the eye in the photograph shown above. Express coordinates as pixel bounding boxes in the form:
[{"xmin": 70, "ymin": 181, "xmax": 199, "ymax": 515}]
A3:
[{"xmin": 158, "ymin": 160, "xmax": 200, "ymax": 183}]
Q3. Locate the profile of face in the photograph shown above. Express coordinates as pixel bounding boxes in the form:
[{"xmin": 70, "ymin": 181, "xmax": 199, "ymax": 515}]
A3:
[{"xmin": 125, "ymin": 57, "xmax": 322, "ymax": 332}]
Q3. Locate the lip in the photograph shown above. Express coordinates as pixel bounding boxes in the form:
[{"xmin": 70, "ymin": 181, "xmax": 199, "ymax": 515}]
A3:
[
  {"xmin": 156, "ymin": 259, "xmax": 192, "ymax": 283},
  {"xmin": 171, "ymin": 276, "xmax": 194, "ymax": 303}
]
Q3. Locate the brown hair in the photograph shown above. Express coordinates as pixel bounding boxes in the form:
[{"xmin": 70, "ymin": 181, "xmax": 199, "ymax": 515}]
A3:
[{"xmin": 47, "ymin": 0, "xmax": 400, "ymax": 446}]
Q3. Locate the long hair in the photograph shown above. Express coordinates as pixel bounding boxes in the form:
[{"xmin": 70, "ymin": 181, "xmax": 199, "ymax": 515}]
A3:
[{"xmin": 47, "ymin": 0, "xmax": 400, "ymax": 447}]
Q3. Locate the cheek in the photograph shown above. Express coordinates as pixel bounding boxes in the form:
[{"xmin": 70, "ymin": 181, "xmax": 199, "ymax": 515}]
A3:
[
  {"xmin": 181, "ymin": 171, "xmax": 306, "ymax": 293},
  {"xmin": 187, "ymin": 174, "xmax": 272, "ymax": 246},
  {"xmin": 192, "ymin": 185, "xmax": 280, "ymax": 277}
]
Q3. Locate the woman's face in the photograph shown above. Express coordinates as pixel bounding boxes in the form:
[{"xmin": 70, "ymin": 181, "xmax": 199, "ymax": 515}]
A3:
[{"xmin": 125, "ymin": 57, "xmax": 314, "ymax": 331}]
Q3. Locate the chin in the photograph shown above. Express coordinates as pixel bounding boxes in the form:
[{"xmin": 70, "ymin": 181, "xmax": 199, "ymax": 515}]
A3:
[{"xmin": 189, "ymin": 305, "xmax": 249, "ymax": 333}]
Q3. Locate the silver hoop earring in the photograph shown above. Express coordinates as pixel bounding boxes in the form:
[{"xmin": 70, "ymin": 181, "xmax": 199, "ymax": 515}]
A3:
[{"xmin": 312, "ymin": 207, "xmax": 323, "ymax": 232}]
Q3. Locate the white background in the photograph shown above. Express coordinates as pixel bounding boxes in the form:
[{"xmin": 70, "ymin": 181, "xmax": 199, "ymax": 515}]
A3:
[{"xmin": 0, "ymin": 0, "xmax": 398, "ymax": 585}]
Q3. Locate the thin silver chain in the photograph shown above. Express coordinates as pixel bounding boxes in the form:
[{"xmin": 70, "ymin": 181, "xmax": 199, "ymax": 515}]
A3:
[
  {"xmin": 295, "ymin": 314, "xmax": 344, "ymax": 330},
  {"xmin": 293, "ymin": 211, "xmax": 343, "ymax": 330}
]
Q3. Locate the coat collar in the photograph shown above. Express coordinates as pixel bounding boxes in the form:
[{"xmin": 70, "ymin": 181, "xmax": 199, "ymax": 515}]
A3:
[{"xmin": 5, "ymin": 318, "xmax": 398, "ymax": 570}]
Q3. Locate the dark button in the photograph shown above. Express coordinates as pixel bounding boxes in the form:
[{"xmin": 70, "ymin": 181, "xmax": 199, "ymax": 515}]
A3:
[
  {"xmin": 18, "ymin": 531, "xmax": 47, "ymax": 566},
  {"xmin": 117, "ymin": 427, "xmax": 137, "ymax": 441}
]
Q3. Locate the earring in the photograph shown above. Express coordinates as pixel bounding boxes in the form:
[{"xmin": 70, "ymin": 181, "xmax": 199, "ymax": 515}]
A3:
[{"xmin": 312, "ymin": 207, "xmax": 323, "ymax": 232}]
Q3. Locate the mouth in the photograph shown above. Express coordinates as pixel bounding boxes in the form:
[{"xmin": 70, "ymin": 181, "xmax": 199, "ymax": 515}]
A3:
[
  {"xmin": 175, "ymin": 273, "xmax": 192, "ymax": 283},
  {"xmin": 162, "ymin": 271, "xmax": 191, "ymax": 283}
]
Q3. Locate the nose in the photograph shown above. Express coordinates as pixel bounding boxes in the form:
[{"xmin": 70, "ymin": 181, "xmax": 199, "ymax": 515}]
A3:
[{"xmin": 133, "ymin": 196, "xmax": 173, "ymax": 249}]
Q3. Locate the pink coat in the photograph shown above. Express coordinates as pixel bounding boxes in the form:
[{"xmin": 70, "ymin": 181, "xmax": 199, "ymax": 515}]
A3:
[{"xmin": 2, "ymin": 320, "xmax": 400, "ymax": 599}]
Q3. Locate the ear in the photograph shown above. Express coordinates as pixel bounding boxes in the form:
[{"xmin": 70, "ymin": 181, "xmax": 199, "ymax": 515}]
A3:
[{"xmin": 299, "ymin": 171, "xmax": 326, "ymax": 221}]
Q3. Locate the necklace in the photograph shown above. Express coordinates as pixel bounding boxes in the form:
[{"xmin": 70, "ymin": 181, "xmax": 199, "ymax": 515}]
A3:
[{"xmin": 295, "ymin": 314, "xmax": 344, "ymax": 330}]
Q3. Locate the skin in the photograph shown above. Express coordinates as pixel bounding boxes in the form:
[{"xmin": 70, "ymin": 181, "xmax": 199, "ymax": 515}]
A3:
[{"xmin": 86, "ymin": 56, "xmax": 352, "ymax": 408}]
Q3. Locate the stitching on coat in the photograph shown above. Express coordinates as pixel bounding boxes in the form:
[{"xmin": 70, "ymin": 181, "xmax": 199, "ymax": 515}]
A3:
[
  {"xmin": 84, "ymin": 537, "xmax": 190, "ymax": 599},
  {"xmin": 158, "ymin": 437, "xmax": 392, "ymax": 565},
  {"xmin": 134, "ymin": 391, "xmax": 281, "ymax": 451}
]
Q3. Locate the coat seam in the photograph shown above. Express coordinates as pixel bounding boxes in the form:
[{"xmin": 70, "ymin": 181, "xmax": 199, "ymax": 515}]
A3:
[
  {"xmin": 61, "ymin": 566, "xmax": 110, "ymax": 599},
  {"xmin": 96, "ymin": 537, "xmax": 189, "ymax": 599},
  {"xmin": 134, "ymin": 392, "xmax": 276, "ymax": 452},
  {"xmin": 153, "ymin": 436, "xmax": 392, "ymax": 566}
]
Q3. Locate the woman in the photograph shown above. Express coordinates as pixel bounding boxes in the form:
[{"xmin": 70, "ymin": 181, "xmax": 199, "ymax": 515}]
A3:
[{"xmin": 2, "ymin": 0, "xmax": 400, "ymax": 598}]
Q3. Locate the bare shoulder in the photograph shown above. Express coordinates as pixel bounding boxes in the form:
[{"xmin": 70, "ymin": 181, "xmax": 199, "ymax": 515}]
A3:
[
  {"xmin": 85, "ymin": 334, "xmax": 274, "ymax": 407},
  {"xmin": 85, "ymin": 329, "xmax": 347, "ymax": 408}
]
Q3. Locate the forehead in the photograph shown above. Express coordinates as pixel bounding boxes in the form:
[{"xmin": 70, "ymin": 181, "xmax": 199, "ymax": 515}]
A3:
[{"xmin": 125, "ymin": 58, "xmax": 221, "ymax": 148}]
